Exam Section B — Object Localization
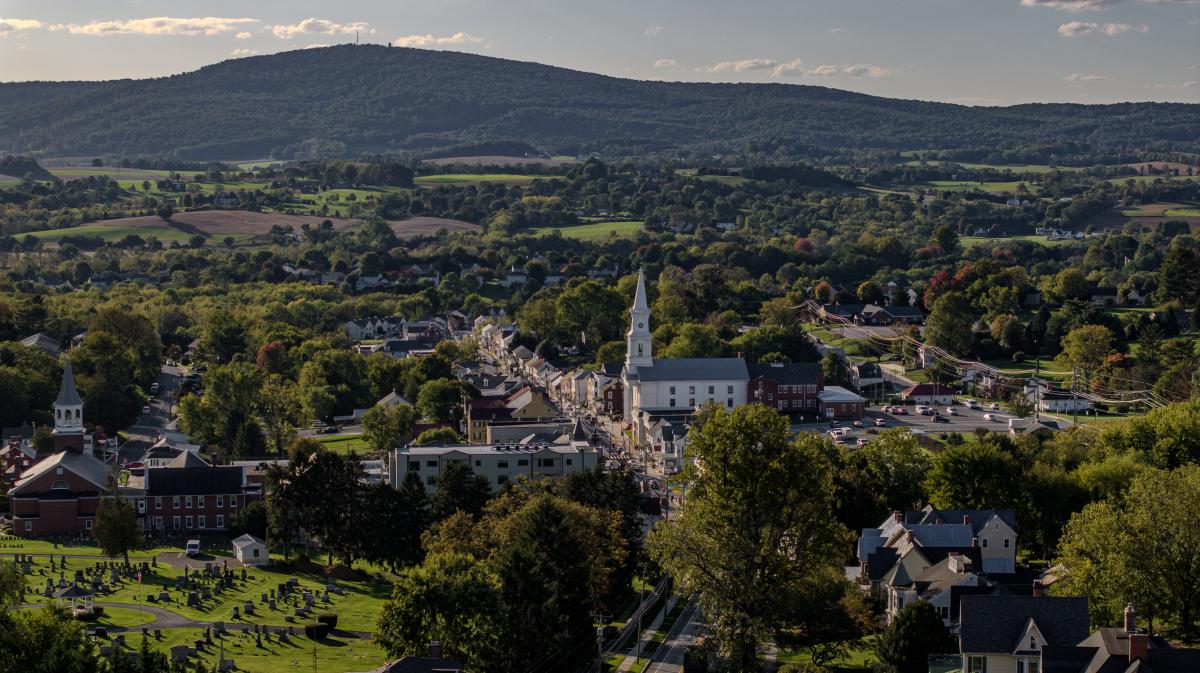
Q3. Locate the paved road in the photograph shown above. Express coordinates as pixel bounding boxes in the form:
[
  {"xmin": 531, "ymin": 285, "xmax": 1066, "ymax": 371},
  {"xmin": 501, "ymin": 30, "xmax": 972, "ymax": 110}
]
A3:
[
  {"xmin": 645, "ymin": 601, "xmax": 703, "ymax": 673},
  {"xmin": 118, "ymin": 365, "xmax": 182, "ymax": 464}
]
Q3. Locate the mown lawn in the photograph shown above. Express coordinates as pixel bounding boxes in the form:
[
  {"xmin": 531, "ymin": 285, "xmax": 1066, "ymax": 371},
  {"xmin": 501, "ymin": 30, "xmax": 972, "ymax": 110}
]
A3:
[
  {"xmin": 923, "ymin": 180, "xmax": 1033, "ymax": 194},
  {"xmin": 124, "ymin": 627, "xmax": 386, "ymax": 673},
  {"xmin": 960, "ymin": 235, "xmax": 1082, "ymax": 249},
  {"xmin": 774, "ymin": 635, "xmax": 878, "ymax": 672},
  {"xmin": 23, "ymin": 223, "xmax": 194, "ymax": 244},
  {"xmin": 313, "ymin": 433, "xmax": 373, "ymax": 455},
  {"xmin": 529, "ymin": 220, "xmax": 642, "ymax": 240}
]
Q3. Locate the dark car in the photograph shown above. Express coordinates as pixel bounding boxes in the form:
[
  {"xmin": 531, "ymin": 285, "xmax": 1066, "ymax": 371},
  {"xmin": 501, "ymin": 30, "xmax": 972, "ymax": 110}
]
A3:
[{"xmin": 932, "ymin": 414, "xmax": 950, "ymax": 423}]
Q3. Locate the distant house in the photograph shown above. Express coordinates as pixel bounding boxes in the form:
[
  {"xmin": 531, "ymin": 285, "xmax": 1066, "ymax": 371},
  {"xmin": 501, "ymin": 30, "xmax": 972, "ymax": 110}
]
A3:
[
  {"xmin": 232, "ymin": 534, "xmax": 268, "ymax": 567},
  {"xmin": 958, "ymin": 595, "xmax": 1090, "ymax": 673},
  {"xmin": 747, "ymin": 362, "xmax": 823, "ymax": 415},
  {"xmin": 20, "ymin": 332, "xmax": 61, "ymax": 358},
  {"xmin": 849, "ymin": 362, "xmax": 886, "ymax": 399},
  {"xmin": 1042, "ymin": 605, "xmax": 1200, "ymax": 673},
  {"xmin": 818, "ymin": 386, "xmax": 866, "ymax": 419},
  {"xmin": 900, "ymin": 383, "xmax": 956, "ymax": 405},
  {"xmin": 1089, "ymin": 286, "xmax": 1118, "ymax": 306}
]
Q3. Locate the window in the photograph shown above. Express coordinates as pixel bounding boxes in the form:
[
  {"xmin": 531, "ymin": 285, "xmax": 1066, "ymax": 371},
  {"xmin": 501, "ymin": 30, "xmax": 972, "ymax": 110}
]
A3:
[
  {"xmin": 185, "ymin": 516, "xmax": 194, "ymax": 529},
  {"xmin": 51, "ymin": 480, "xmax": 69, "ymax": 490},
  {"xmin": 727, "ymin": 385, "xmax": 734, "ymax": 394},
  {"xmin": 537, "ymin": 458, "xmax": 555, "ymax": 467},
  {"xmin": 708, "ymin": 385, "xmax": 714, "ymax": 394},
  {"xmin": 688, "ymin": 386, "xmax": 695, "ymax": 395},
  {"xmin": 982, "ymin": 538, "xmax": 989, "ymax": 548},
  {"xmin": 517, "ymin": 459, "xmax": 529, "ymax": 466},
  {"xmin": 197, "ymin": 496, "xmax": 205, "ymax": 508},
  {"xmin": 185, "ymin": 496, "xmax": 193, "ymax": 509},
  {"xmin": 155, "ymin": 497, "xmax": 162, "ymax": 510},
  {"xmin": 25, "ymin": 521, "xmax": 32, "ymax": 532},
  {"xmin": 230, "ymin": 496, "xmax": 237, "ymax": 509},
  {"xmin": 967, "ymin": 655, "xmax": 987, "ymax": 673},
  {"xmin": 84, "ymin": 519, "xmax": 92, "ymax": 530},
  {"xmin": 669, "ymin": 386, "xmax": 676, "ymax": 394},
  {"xmin": 1004, "ymin": 538, "xmax": 1010, "ymax": 548},
  {"xmin": 137, "ymin": 499, "xmax": 145, "ymax": 514},
  {"xmin": 688, "ymin": 398, "xmax": 695, "ymax": 407},
  {"xmin": 252, "ymin": 548, "xmax": 260, "ymax": 558},
  {"xmin": 637, "ymin": 344, "xmax": 643, "ymax": 355},
  {"xmin": 216, "ymin": 495, "xmax": 224, "ymax": 507},
  {"xmin": 498, "ymin": 461, "xmax": 508, "ymax": 468},
  {"xmin": 497, "ymin": 475, "xmax": 508, "ymax": 485},
  {"xmin": 172, "ymin": 516, "xmax": 180, "ymax": 529},
  {"xmin": 1030, "ymin": 635, "xmax": 1037, "ymax": 649},
  {"xmin": 198, "ymin": 516, "xmax": 206, "ymax": 529},
  {"xmin": 475, "ymin": 460, "xmax": 482, "ymax": 467},
  {"xmin": 727, "ymin": 399, "xmax": 733, "ymax": 407},
  {"xmin": 426, "ymin": 460, "xmax": 437, "ymax": 467},
  {"xmin": 216, "ymin": 515, "xmax": 224, "ymax": 528},
  {"xmin": 172, "ymin": 496, "xmax": 180, "ymax": 509},
  {"xmin": 56, "ymin": 467, "xmax": 63, "ymax": 475},
  {"xmin": 565, "ymin": 458, "xmax": 573, "ymax": 466},
  {"xmin": 154, "ymin": 516, "xmax": 163, "ymax": 530},
  {"xmin": 669, "ymin": 398, "xmax": 676, "ymax": 407}
]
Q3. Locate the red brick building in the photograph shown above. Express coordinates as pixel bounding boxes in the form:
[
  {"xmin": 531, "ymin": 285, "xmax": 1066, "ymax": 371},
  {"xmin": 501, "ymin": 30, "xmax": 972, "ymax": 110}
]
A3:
[
  {"xmin": 747, "ymin": 362, "xmax": 824, "ymax": 415},
  {"xmin": 9, "ymin": 361, "xmax": 260, "ymax": 537}
]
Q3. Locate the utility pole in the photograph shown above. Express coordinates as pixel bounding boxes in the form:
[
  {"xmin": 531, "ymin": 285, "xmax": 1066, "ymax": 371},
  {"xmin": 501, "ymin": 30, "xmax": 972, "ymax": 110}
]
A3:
[
  {"xmin": 1072, "ymin": 367, "xmax": 1079, "ymax": 426},
  {"xmin": 1033, "ymin": 356, "xmax": 1041, "ymax": 423}
]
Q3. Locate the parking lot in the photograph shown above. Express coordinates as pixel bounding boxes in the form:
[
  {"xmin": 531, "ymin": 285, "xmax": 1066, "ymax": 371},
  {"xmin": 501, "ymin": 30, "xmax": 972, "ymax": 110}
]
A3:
[{"xmin": 799, "ymin": 401, "xmax": 1017, "ymax": 447}]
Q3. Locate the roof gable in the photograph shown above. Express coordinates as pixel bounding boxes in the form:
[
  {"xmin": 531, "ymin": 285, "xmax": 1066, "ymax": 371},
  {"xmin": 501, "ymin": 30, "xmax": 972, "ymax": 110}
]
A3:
[{"xmin": 959, "ymin": 596, "xmax": 1090, "ymax": 654}]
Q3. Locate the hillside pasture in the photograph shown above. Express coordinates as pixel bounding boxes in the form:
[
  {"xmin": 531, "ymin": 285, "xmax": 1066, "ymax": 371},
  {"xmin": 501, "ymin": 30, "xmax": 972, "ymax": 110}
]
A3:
[
  {"xmin": 961, "ymin": 235, "xmax": 1083, "ymax": 250},
  {"xmin": 1124, "ymin": 161, "xmax": 1195, "ymax": 177},
  {"xmin": 529, "ymin": 220, "xmax": 641, "ymax": 240},
  {"xmin": 1087, "ymin": 201, "xmax": 1200, "ymax": 233},
  {"xmin": 388, "ymin": 216, "xmax": 480, "ymax": 238},
  {"xmin": 423, "ymin": 155, "xmax": 575, "ymax": 168},
  {"xmin": 0, "ymin": 174, "xmax": 21, "ymax": 186},
  {"xmin": 904, "ymin": 161, "xmax": 1083, "ymax": 174},
  {"xmin": 25, "ymin": 211, "xmax": 361, "ymax": 245},
  {"xmin": 48, "ymin": 166, "xmax": 175, "ymax": 181}
]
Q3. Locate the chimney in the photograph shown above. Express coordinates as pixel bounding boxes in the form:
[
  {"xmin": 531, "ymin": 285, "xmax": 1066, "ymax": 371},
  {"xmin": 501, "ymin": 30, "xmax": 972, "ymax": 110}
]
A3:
[
  {"xmin": 971, "ymin": 537, "xmax": 978, "ymax": 549},
  {"xmin": 905, "ymin": 530, "xmax": 915, "ymax": 543},
  {"xmin": 962, "ymin": 514, "xmax": 971, "ymax": 526},
  {"xmin": 428, "ymin": 641, "xmax": 443, "ymax": 659},
  {"xmin": 1128, "ymin": 633, "xmax": 1148, "ymax": 663},
  {"xmin": 1032, "ymin": 580, "xmax": 1045, "ymax": 597},
  {"xmin": 893, "ymin": 510, "xmax": 903, "ymax": 524},
  {"xmin": 1124, "ymin": 604, "xmax": 1137, "ymax": 633}
]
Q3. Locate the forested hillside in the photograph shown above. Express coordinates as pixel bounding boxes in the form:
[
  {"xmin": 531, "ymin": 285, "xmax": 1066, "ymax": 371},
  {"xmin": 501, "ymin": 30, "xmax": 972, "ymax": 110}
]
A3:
[{"xmin": 0, "ymin": 45, "xmax": 1196, "ymax": 160}]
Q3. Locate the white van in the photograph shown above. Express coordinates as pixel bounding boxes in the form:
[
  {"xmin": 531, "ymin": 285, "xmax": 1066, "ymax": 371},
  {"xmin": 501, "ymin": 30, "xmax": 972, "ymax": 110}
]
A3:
[{"xmin": 185, "ymin": 539, "xmax": 201, "ymax": 557}]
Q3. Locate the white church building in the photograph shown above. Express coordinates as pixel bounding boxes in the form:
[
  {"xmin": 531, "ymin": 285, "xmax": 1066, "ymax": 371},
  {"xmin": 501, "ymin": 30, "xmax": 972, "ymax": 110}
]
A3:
[{"xmin": 622, "ymin": 269, "xmax": 750, "ymax": 447}]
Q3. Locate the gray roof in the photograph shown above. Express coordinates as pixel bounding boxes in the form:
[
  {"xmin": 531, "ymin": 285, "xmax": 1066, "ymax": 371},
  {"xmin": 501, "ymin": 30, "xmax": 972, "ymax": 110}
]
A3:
[
  {"xmin": 146, "ymin": 465, "xmax": 244, "ymax": 496},
  {"xmin": 747, "ymin": 361, "xmax": 821, "ymax": 385},
  {"xmin": 909, "ymin": 506, "xmax": 1019, "ymax": 535},
  {"xmin": 907, "ymin": 523, "xmax": 974, "ymax": 548},
  {"xmin": 56, "ymin": 360, "xmax": 84, "ymax": 407},
  {"xmin": 634, "ymin": 358, "xmax": 749, "ymax": 382},
  {"xmin": 959, "ymin": 595, "xmax": 1090, "ymax": 654}
]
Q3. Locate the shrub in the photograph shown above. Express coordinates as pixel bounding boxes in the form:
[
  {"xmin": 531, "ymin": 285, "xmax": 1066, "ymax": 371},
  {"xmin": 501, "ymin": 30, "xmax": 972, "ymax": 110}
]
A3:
[
  {"xmin": 303, "ymin": 623, "xmax": 330, "ymax": 640},
  {"xmin": 316, "ymin": 613, "xmax": 337, "ymax": 629}
]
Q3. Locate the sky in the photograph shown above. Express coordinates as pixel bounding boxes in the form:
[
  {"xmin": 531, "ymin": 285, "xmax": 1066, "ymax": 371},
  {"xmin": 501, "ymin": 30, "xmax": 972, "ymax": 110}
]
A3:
[{"xmin": 0, "ymin": 0, "xmax": 1197, "ymax": 105}]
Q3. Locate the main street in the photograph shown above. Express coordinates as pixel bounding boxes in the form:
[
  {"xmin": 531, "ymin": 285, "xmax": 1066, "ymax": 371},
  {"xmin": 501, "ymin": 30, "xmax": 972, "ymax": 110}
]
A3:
[
  {"xmin": 644, "ymin": 601, "xmax": 704, "ymax": 673},
  {"xmin": 117, "ymin": 363, "xmax": 182, "ymax": 464}
]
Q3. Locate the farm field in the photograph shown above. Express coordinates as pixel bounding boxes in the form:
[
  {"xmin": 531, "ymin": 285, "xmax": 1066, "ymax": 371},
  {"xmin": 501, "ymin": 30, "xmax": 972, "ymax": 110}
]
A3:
[
  {"xmin": 388, "ymin": 216, "xmax": 480, "ymax": 238},
  {"xmin": 423, "ymin": 155, "xmax": 575, "ymax": 168},
  {"xmin": 922, "ymin": 180, "xmax": 1033, "ymax": 194},
  {"xmin": 48, "ymin": 166, "xmax": 175, "ymax": 181},
  {"xmin": 0, "ymin": 173, "xmax": 23, "ymax": 186},
  {"xmin": 529, "ymin": 220, "xmax": 641, "ymax": 240},
  {"xmin": 415, "ymin": 173, "xmax": 560, "ymax": 186},
  {"xmin": 25, "ymin": 222, "xmax": 194, "ymax": 244},
  {"xmin": 1093, "ymin": 201, "xmax": 1200, "ymax": 233},
  {"xmin": 904, "ymin": 161, "xmax": 1084, "ymax": 173},
  {"xmin": 1165, "ymin": 207, "xmax": 1200, "ymax": 217},
  {"xmin": 961, "ymin": 235, "xmax": 1083, "ymax": 249},
  {"xmin": 23, "ymin": 211, "xmax": 362, "ymax": 245}
]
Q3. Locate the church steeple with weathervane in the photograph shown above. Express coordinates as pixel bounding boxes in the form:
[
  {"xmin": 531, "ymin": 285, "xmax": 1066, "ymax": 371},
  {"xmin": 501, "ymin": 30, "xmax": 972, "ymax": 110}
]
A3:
[
  {"xmin": 625, "ymin": 268, "xmax": 653, "ymax": 369},
  {"xmin": 52, "ymin": 359, "xmax": 85, "ymax": 453}
]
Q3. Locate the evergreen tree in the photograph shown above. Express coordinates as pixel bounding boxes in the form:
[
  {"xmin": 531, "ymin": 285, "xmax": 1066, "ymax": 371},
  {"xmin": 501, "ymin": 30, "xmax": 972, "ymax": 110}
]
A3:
[{"xmin": 875, "ymin": 601, "xmax": 957, "ymax": 673}]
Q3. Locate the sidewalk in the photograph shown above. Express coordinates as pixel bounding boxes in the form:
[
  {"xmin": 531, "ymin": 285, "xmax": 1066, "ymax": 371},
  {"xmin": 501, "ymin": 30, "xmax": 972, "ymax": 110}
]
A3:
[{"xmin": 616, "ymin": 596, "xmax": 677, "ymax": 672}]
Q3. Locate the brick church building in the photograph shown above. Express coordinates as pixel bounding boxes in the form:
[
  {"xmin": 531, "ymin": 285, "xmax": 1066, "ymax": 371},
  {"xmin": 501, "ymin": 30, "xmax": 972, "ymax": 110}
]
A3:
[{"xmin": 8, "ymin": 361, "xmax": 260, "ymax": 537}]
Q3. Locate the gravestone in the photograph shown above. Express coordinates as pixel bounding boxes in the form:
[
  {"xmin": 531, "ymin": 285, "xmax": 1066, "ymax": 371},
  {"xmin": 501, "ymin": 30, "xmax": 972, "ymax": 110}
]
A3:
[
  {"xmin": 94, "ymin": 626, "xmax": 108, "ymax": 639},
  {"xmin": 231, "ymin": 606, "xmax": 239, "ymax": 620},
  {"xmin": 268, "ymin": 599, "xmax": 276, "ymax": 610},
  {"xmin": 158, "ymin": 591, "xmax": 170, "ymax": 602},
  {"xmin": 187, "ymin": 591, "xmax": 200, "ymax": 607},
  {"xmin": 170, "ymin": 644, "xmax": 189, "ymax": 662}
]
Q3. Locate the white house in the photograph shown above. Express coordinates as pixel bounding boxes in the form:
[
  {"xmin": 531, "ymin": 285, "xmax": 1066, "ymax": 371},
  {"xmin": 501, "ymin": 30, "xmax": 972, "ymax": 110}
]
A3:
[{"xmin": 232, "ymin": 534, "xmax": 268, "ymax": 566}]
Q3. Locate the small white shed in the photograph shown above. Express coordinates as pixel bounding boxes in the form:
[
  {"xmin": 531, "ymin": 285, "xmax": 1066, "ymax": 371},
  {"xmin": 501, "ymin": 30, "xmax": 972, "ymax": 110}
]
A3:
[{"xmin": 232, "ymin": 534, "xmax": 268, "ymax": 566}]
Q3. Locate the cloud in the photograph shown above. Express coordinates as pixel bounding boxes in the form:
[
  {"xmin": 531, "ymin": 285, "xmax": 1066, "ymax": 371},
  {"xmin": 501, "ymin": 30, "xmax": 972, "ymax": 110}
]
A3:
[
  {"xmin": 235, "ymin": 31, "xmax": 253, "ymax": 40},
  {"xmin": 393, "ymin": 32, "xmax": 482, "ymax": 47},
  {"xmin": 53, "ymin": 16, "xmax": 257, "ymax": 36},
  {"xmin": 644, "ymin": 25, "xmax": 662, "ymax": 37},
  {"xmin": 1023, "ymin": 0, "xmax": 1197, "ymax": 9},
  {"xmin": 272, "ymin": 18, "xmax": 370, "ymax": 39},
  {"xmin": 0, "ymin": 18, "xmax": 42, "ymax": 36},
  {"xmin": 707, "ymin": 58, "xmax": 778, "ymax": 73},
  {"xmin": 230, "ymin": 48, "xmax": 257, "ymax": 56},
  {"xmin": 1147, "ymin": 80, "xmax": 1197, "ymax": 89},
  {"xmin": 303, "ymin": 43, "xmax": 331, "ymax": 49},
  {"xmin": 828, "ymin": 27, "xmax": 844, "ymax": 34},
  {"xmin": 772, "ymin": 59, "xmax": 895, "ymax": 78},
  {"xmin": 653, "ymin": 59, "xmax": 678, "ymax": 68},
  {"xmin": 1064, "ymin": 72, "xmax": 1108, "ymax": 81},
  {"xmin": 1058, "ymin": 20, "xmax": 1147, "ymax": 35}
]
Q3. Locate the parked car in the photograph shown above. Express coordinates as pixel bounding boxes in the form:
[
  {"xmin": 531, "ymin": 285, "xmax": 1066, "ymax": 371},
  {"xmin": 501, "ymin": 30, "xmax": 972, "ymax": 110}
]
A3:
[
  {"xmin": 874, "ymin": 418, "xmax": 886, "ymax": 427},
  {"xmin": 984, "ymin": 413, "xmax": 996, "ymax": 421},
  {"xmin": 990, "ymin": 403, "xmax": 1001, "ymax": 410},
  {"xmin": 141, "ymin": 405, "xmax": 151, "ymax": 415},
  {"xmin": 893, "ymin": 407, "xmax": 907, "ymax": 415},
  {"xmin": 932, "ymin": 414, "xmax": 950, "ymax": 423},
  {"xmin": 312, "ymin": 419, "xmax": 327, "ymax": 428},
  {"xmin": 852, "ymin": 420, "xmax": 863, "ymax": 428},
  {"xmin": 856, "ymin": 438, "xmax": 869, "ymax": 448},
  {"xmin": 185, "ymin": 540, "xmax": 201, "ymax": 557},
  {"xmin": 945, "ymin": 407, "xmax": 958, "ymax": 416}
]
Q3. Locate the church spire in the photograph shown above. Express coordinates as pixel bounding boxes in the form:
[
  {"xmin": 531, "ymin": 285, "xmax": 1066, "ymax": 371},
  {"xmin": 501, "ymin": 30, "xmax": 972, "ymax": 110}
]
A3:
[
  {"xmin": 56, "ymin": 359, "xmax": 83, "ymax": 407},
  {"xmin": 625, "ymin": 268, "xmax": 653, "ymax": 369},
  {"xmin": 53, "ymin": 358, "xmax": 85, "ymax": 452}
]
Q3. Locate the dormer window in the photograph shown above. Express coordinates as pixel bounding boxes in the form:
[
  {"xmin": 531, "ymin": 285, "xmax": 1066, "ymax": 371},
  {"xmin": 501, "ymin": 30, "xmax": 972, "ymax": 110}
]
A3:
[{"xmin": 51, "ymin": 480, "xmax": 68, "ymax": 490}]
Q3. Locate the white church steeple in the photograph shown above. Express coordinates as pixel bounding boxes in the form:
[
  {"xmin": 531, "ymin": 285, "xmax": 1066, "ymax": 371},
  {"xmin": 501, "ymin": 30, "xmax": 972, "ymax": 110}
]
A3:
[
  {"xmin": 53, "ymin": 359, "xmax": 85, "ymax": 452},
  {"xmin": 625, "ymin": 268, "xmax": 653, "ymax": 369}
]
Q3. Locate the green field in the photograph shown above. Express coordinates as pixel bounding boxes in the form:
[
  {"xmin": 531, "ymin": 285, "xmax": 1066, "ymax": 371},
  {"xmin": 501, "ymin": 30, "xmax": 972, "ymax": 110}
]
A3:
[
  {"xmin": 48, "ymin": 167, "xmax": 175, "ymax": 180},
  {"xmin": 24, "ymin": 223, "xmax": 194, "ymax": 244},
  {"xmin": 529, "ymin": 220, "xmax": 641, "ymax": 240},
  {"xmin": 415, "ymin": 173, "xmax": 559, "ymax": 185},
  {"xmin": 1164, "ymin": 207, "xmax": 1200, "ymax": 217},
  {"xmin": 313, "ymin": 433, "xmax": 373, "ymax": 455},
  {"xmin": 961, "ymin": 234, "xmax": 1082, "ymax": 249},
  {"xmin": 905, "ymin": 161, "xmax": 1083, "ymax": 174},
  {"xmin": 923, "ymin": 180, "xmax": 1033, "ymax": 194}
]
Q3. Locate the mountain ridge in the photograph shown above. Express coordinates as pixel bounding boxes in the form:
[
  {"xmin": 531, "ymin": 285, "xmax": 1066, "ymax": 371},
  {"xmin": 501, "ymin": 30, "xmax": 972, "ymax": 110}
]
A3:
[{"xmin": 0, "ymin": 45, "xmax": 1195, "ymax": 160}]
